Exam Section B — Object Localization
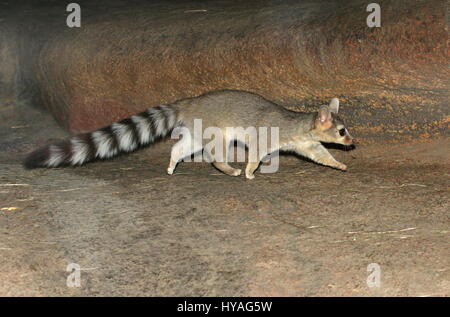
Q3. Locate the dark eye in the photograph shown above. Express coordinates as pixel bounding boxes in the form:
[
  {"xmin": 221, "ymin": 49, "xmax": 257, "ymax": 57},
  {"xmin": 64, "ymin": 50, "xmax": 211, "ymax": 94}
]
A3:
[{"xmin": 338, "ymin": 128, "xmax": 346, "ymax": 136}]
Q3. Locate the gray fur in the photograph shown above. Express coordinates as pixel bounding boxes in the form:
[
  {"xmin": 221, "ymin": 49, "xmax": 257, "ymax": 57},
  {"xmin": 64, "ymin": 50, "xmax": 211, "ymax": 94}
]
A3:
[
  {"xmin": 168, "ymin": 90, "xmax": 353, "ymax": 179},
  {"xmin": 24, "ymin": 90, "xmax": 353, "ymax": 179}
]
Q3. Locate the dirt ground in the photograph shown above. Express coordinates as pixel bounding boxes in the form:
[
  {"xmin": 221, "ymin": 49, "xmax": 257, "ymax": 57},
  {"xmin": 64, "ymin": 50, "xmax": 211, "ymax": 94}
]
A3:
[{"xmin": 0, "ymin": 105, "xmax": 448, "ymax": 297}]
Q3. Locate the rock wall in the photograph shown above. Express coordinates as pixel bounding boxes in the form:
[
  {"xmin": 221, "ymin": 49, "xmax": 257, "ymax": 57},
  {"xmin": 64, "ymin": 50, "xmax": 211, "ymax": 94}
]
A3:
[{"xmin": 1, "ymin": 0, "xmax": 448, "ymax": 142}]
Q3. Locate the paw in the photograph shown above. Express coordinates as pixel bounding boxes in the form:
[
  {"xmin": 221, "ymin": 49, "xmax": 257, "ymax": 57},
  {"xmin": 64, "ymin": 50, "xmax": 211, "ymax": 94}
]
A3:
[
  {"xmin": 336, "ymin": 163, "xmax": 347, "ymax": 171},
  {"xmin": 231, "ymin": 169, "xmax": 242, "ymax": 176},
  {"xmin": 245, "ymin": 173, "xmax": 255, "ymax": 180},
  {"xmin": 167, "ymin": 167, "xmax": 174, "ymax": 175}
]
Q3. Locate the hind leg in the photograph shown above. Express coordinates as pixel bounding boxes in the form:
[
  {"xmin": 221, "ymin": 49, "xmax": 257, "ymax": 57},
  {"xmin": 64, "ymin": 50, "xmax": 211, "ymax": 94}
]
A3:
[
  {"xmin": 167, "ymin": 137, "xmax": 202, "ymax": 175},
  {"xmin": 212, "ymin": 161, "xmax": 242, "ymax": 176},
  {"xmin": 210, "ymin": 136, "xmax": 241, "ymax": 176},
  {"xmin": 167, "ymin": 142, "xmax": 184, "ymax": 175}
]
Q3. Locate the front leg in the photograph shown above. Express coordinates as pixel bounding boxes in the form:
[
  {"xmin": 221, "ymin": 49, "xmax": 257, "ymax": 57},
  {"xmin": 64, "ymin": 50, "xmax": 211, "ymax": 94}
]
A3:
[
  {"xmin": 295, "ymin": 142, "xmax": 347, "ymax": 171},
  {"xmin": 245, "ymin": 161, "xmax": 260, "ymax": 179}
]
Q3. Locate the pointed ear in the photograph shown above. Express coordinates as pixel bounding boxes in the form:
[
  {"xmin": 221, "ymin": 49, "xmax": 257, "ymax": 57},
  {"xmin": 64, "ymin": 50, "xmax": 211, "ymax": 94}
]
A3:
[
  {"xmin": 329, "ymin": 97, "xmax": 339, "ymax": 114},
  {"xmin": 318, "ymin": 105, "xmax": 331, "ymax": 123}
]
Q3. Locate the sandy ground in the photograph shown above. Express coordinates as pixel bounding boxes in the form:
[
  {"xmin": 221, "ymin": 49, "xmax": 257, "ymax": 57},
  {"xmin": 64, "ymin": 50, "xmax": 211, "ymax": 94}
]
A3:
[{"xmin": 0, "ymin": 107, "xmax": 448, "ymax": 296}]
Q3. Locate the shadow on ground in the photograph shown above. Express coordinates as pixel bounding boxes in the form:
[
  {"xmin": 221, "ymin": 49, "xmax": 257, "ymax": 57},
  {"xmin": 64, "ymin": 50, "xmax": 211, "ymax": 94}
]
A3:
[{"xmin": 0, "ymin": 105, "xmax": 448, "ymax": 296}]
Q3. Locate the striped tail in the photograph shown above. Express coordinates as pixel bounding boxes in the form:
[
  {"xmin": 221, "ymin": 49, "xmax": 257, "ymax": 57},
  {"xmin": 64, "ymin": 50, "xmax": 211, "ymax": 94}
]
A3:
[{"xmin": 23, "ymin": 105, "xmax": 180, "ymax": 169}]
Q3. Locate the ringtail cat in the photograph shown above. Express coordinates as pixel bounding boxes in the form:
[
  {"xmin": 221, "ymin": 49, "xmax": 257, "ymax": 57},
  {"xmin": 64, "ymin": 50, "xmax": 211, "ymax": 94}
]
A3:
[{"xmin": 24, "ymin": 90, "xmax": 354, "ymax": 179}]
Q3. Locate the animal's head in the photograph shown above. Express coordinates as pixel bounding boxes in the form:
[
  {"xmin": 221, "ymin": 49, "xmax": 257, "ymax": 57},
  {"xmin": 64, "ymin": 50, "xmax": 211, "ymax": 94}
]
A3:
[{"xmin": 313, "ymin": 98, "xmax": 354, "ymax": 146}]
